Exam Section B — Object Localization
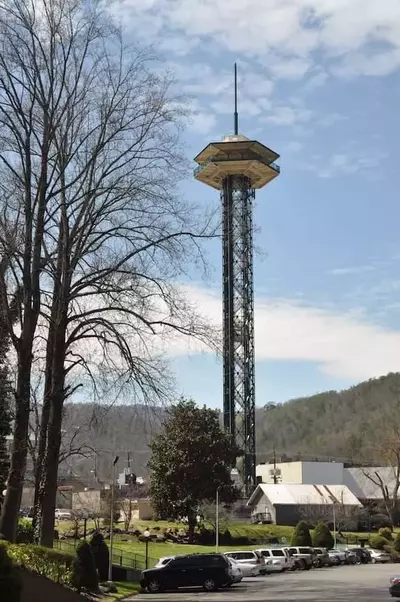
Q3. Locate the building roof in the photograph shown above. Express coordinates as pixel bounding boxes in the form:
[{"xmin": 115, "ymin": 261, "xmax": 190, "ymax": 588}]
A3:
[
  {"xmin": 247, "ymin": 483, "xmax": 363, "ymax": 507},
  {"xmin": 344, "ymin": 467, "xmax": 396, "ymax": 500}
]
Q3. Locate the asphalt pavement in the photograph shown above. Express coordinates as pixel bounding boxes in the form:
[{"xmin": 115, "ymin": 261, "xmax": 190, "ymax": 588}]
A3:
[{"xmin": 131, "ymin": 563, "xmax": 398, "ymax": 601}]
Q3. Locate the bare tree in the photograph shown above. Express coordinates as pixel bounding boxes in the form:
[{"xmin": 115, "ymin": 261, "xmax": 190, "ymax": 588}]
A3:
[
  {"xmin": 360, "ymin": 417, "xmax": 400, "ymax": 525},
  {"xmin": 199, "ymin": 502, "xmax": 230, "ymax": 534},
  {"xmin": 0, "ymin": 0, "xmax": 216, "ymax": 545},
  {"xmin": 298, "ymin": 495, "xmax": 360, "ymax": 532}
]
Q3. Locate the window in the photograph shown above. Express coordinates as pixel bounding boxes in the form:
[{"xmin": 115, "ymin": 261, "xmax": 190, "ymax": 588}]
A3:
[
  {"xmin": 168, "ymin": 557, "xmax": 193, "ymax": 568},
  {"xmin": 260, "ymin": 551, "xmax": 271, "ymax": 558},
  {"xmin": 299, "ymin": 548, "xmax": 312, "ymax": 555},
  {"xmin": 271, "ymin": 550, "xmax": 285, "ymax": 557}
]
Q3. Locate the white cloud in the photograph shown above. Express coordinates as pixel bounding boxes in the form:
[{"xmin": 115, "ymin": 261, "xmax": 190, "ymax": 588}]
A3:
[
  {"xmin": 263, "ymin": 106, "xmax": 313, "ymax": 126},
  {"xmin": 166, "ymin": 285, "xmax": 400, "ymax": 381},
  {"xmin": 188, "ymin": 111, "xmax": 217, "ymax": 134},
  {"xmin": 269, "ymin": 56, "xmax": 312, "ymax": 79},
  {"xmin": 115, "ymin": 0, "xmax": 400, "ymax": 78},
  {"xmin": 298, "ymin": 149, "xmax": 388, "ymax": 178},
  {"xmin": 330, "ymin": 265, "xmax": 376, "ymax": 276},
  {"xmin": 285, "ymin": 141, "xmax": 304, "ymax": 153}
]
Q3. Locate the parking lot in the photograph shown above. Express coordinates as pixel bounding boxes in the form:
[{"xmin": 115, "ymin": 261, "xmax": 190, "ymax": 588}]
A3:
[{"xmin": 133, "ymin": 564, "xmax": 397, "ymax": 601}]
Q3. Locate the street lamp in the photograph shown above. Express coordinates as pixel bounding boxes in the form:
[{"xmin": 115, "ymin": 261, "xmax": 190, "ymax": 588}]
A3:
[
  {"xmin": 108, "ymin": 455, "xmax": 119, "ymax": 583},
  {"xmin": 215, "ymin": 487, "xmax": 221, "ymax": 552},
  {"xmin": 332, "ymin": 501, "xmax": 337, "ymax": 548},
  {"xmin": 144, "ymin": 530, "xmax": 151, "ymax": 569}
]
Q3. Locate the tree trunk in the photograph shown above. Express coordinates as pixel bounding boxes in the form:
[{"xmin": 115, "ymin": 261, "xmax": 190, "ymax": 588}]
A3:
[
  {"xmin": 187, "ymin": 513, "xmax": 196, "ymax": 543},
  {"xmin": 32, "ymin": 325, "xmax": 55, "ymax": 539},
  {"xmin": 39, "ymin": 331, "xmax": 66, "ymax": 547},
  {"xmin": 0, "ymin": 348, "xmax": 32, "ymax": 540}
]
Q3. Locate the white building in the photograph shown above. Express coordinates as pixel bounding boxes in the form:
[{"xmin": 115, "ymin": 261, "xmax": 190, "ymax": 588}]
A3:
[
  {"xmin": 247, "ymin": 482, "xmax": 362, "ymax": 526},
  {"xmin": 256, "ymin": 460, "xmax": 395, "ymax": 502}
]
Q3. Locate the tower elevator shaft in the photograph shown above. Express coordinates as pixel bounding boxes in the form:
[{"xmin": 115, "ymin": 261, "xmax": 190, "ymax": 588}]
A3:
[{"xmin": 222, "ymin": 175, "xmax": 256, "ymax": 495}]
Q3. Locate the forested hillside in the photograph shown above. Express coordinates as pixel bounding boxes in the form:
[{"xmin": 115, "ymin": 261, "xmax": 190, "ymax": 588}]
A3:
[
  {"xmin": 256, "ymin": 372, "xmax": 400, "ymax": 463},
  {"xmin": 59, "ymin": 372, "xmax": 400, "ymax": 481}
]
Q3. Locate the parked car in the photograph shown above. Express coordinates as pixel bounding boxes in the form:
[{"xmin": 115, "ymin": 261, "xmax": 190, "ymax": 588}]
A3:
[
  {"xmin": 390, "ymin": 576, "xmax": 400, "ymax": 598},
  {"xmin": 312, "ymin": 548, "xmax": 331, "ymax": 568},
  {"xmin": 226, "ymin": 558, "xmax": 243, "ymax": 583},
  {"xmin": 370, "ymin": 548, "xmax": 391, "ymax": 564},
  {"xmin": 140, "ymin": 553, "xmax": 233, "ymax": 593},
  {"xmin": 54, "ymin": 508, "xmax": 72, "ymax": 520},
  {"xmin": 255, "ymin": 548, "xmax": 288, "ymax": 572},
  {"xmin": 283, "ymin": 547, "xmax": 313, "ymax": 570},
  {"xmin": 224, "ymin": 550, "xmax": 266, "ymax": 575},
  {"xmin": 347, "ymin": 548, "xmax": 372, "ymax": 564},
  {"xmin": 327, "ymin": 548, "xmax": 347, "ymax": 565},
  {"xmin": 154, "ymin": 556, "xmax": 176, "ymax": 568},
  {"xmin": 225, "ymin": 556, "xmax": 258, "ymax": 578},
  {"xmin": 345, "ymin": 550, "xmax": 358, "ymax": 565}
]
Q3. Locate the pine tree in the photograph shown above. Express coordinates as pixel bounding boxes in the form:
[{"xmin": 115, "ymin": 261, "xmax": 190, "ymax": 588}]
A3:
[
  {"xmin": 291, "ymin": 520, "xmax": 312, "ymax": 546},
  {"xmin": 312, "ymin": 521, "xmax": 334, "ymax": 549}
]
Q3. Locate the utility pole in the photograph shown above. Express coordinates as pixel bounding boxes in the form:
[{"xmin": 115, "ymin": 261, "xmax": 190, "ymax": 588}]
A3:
[{"xmin": 273, "ymin": 447, "xmax": 278, "ymax": 485}]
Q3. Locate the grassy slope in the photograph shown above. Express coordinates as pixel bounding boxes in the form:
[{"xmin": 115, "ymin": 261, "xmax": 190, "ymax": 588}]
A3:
[{"xmin": 107, "ymin": 581, "xmax": 140, "ymax": 600}]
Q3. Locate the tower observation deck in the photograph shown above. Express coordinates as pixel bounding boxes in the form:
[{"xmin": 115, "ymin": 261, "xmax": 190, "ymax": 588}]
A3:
[{"xmin": 193, "ymin": 65, "xmax": 280, "ymax": 496}]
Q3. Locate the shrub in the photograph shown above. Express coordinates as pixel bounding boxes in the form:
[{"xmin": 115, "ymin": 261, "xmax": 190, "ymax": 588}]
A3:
[
  {"xmin": 90, "ymin": 531, "xmax": 109, "ymax": 581},
  {"xmin": 0, "ymin": 543, "xmax": 22, "ymax": 602},
  {"xmin": 312, "ymin": 521, "xmax": 334, "ymax": 549},
  {"xmin": 16, "ymin": 518, "xmax": 34, "ymax": 544},
  {"xmin": 379, "ymin": 527, "xmax": 393, "ymax": 541},
  {"xmin": 394, "ymin": 532, "xmax": 400, "ymax": 553},
  {"xmin": 291, "ymin": 520, "xmax": 312, "ymax": 547},
  {"xmin": 6, "ymin": 543, "xmax": 73, "ymax": 586},
  {"xmin": 369, "ymin": 535, "xmax": 389, "ymax": 550},
  {"xmin": 71, "ymin": 541, "xmax": 99, "ymax": 592}
]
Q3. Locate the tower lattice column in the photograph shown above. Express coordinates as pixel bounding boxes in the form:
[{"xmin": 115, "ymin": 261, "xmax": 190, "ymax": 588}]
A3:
[{"xmin": 222, "ymin": 175, "xmax": 256, "ymax": 496}]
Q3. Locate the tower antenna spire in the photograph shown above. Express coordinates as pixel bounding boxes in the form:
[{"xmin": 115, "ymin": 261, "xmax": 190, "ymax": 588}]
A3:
[{"xmin": 234, "ymin": 63, "xmax": 238, "ymax": 135}]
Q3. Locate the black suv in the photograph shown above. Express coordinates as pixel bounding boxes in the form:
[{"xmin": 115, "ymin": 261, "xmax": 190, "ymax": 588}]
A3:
[{"xmin": 140, "ymin": 553, "xmax": 232, "ymax": 593}]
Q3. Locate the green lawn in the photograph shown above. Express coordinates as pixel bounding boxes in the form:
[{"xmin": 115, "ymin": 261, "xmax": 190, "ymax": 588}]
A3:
[{"xmin": 105, "ymin": 581, "xmax": 140, "ymax": 600}]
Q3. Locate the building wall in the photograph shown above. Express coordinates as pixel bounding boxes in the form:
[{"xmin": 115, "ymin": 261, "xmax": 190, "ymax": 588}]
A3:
[
  {"xmin": 257, "ymin": 461, "xmax": 345, "ymax": 487},
  {"xmin": 72, "ymin": 490, "xmax": 102, "ymax": 513},
  {"xmin": 301, "ymin": 462, "xmax": 344, "ymax": 485},
  {"xmin": 256, "ymin": 462, "xmax": 303, "ymax": 484},
  {"xmin": 138, "ymin": 498, "xmax": 153, "ymax": 520},
  {"xmin": 275, "ymin": 504, "xmax": 301, "ymax": 526},
  {"xmin": 249, "ymin": 491, "xmax": 276, "ymax": 523}
]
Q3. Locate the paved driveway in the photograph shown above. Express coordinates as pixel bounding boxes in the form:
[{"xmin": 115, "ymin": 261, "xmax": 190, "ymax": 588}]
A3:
[{"xmin": 132, "ymin": 564, "xmax": 397, "ymax": 601}]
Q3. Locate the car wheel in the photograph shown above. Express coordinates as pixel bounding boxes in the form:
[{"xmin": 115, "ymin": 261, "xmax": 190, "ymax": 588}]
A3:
[
  {"xmin": 203, "ymin": 578, "xmax": 217, "ymax": 592},
  {"xmin": 147, "ymin": 579, "xmax": 162, "ymax": 593},
  {"xmin": 298, "ymin": 559, "xmax": 306, "ymax": 570},
  {"xmin": 371, "ymin": 558, "xmax": 376, "ymax": 564}
]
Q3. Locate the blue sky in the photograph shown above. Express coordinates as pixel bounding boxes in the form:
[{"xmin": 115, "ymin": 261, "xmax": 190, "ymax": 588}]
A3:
[{"xmin": 113, "ymin": 0, "xmax": 400, "ymax": 407}]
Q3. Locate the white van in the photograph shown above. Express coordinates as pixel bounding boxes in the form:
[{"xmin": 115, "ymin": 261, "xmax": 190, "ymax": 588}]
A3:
[{"xmin": 255, "ymin": 548, "xmax": 289, "ymax": 572}]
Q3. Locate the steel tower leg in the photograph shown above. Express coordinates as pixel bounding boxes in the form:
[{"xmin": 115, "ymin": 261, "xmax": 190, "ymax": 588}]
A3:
[{"xmin": 222, "ymin": 175, "xmax": 256, "ymax": 496}]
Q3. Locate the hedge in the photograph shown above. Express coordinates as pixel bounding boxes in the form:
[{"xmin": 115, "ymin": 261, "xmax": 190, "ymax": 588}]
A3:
[{"xmin": 5, "ymin": 543, "xmax": 73, "ymax": 586}]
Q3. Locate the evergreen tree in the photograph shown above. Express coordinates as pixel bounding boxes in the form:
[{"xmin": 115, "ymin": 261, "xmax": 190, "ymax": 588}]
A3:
[
  {"xmin": 72, "ymin": 541, "xmax": 99, "ymax": 592},
  {"xmin": 312, "ymin": 521, "xmax": 334, "ymax": 549},
  {"xmin": 291, "ymin": 520, "xmax": 312, "ymax": 546},
  {"xmin": 149, "ymin": 398, "xmax": 241, "ymax": 541},
  {"xmin": 90, "ymin": 531, "xmax": 109, "ymax": 581}
]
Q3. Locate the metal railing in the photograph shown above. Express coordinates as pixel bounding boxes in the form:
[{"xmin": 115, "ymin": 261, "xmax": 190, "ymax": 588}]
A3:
[{"xmin": 54, "ymin": 538, "xmax": 156, "ymax": 570}]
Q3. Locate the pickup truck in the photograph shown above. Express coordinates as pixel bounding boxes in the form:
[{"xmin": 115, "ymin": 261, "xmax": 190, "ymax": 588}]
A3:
[{"xmin": 282, "ymin": 546, "xmax": 313, "ymax": 570}]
